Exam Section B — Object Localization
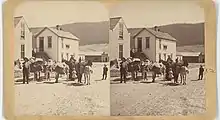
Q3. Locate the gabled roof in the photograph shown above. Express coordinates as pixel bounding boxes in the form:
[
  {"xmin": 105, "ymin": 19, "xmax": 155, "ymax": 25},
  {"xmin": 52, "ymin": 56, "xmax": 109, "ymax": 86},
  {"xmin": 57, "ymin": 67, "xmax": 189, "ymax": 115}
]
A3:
[
  {"xmin": 35, "ymin": 27, "xmax": 79, "ymax": 40},
  {"xmin": 14, "ymin": 16, "xmax": 23, "ymax": 27},
  {"xmin": 177, "ymin": 45, "xmax": 204, "ymax": 52},
  {"xmin": 177, "ymin": 52, "xmax": 202, "ymax": 57},
  {"xmin": 128, "ymin": 28, "xmax": 143, "ymax": 37},
  {"xmin": 79, "ymin": 43, "xmax": 108, "ymax": 53},
  {"xmin": 128, "ymin": 27, "xmax": 177, "ymax": 41},
  {"xmin": 30, "ymin": 27, "xmax": 44, "ymax": 36},
  {"xmin": 110, "ymin": 17, "xmax": 122, "ymax": 30}
]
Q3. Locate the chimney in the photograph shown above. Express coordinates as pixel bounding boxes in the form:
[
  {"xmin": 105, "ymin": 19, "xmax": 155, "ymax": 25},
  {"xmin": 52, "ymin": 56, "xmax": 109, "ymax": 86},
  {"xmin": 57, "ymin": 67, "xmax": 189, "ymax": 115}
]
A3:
[
  {"xmin": 154, "ymin": 26, "xmax": 158, "ymax": 31},
  {"xmin": 56, "ymin": 25, "xmax": 60, "ymax": 30}
]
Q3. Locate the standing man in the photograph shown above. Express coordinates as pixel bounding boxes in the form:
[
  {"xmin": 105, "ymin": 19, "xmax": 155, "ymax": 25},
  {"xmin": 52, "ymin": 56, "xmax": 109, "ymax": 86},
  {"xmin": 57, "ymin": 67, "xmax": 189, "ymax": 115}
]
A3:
[
  {"xmin": 120, "ymin": 57, "xmax": 128, "ymax": 83},
  {"xmin": 173, "ymin": 59, "xmax": 180, "ymax": 83},
  {"xmin": 102, "ymin": 64, "xmax": 108, "ymax": 80},
  {"xmin": 22, "ymin": 57, "xmax": 30, "ymax": 84},
  {"xmin": 68, "ymin": 57, "xmax": 76, "ymax": 81},
  {"xmin": 198, "ymin": 65, "xmax": 204, "ymax": 80},
  {"xmin": 76, "ymin": 58, "xmax": 84, "ymax": 83}
]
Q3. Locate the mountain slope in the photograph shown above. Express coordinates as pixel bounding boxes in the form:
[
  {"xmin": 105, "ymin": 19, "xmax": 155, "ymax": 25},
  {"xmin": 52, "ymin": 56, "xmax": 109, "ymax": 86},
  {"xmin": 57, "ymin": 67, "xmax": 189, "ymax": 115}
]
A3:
[
  {"xmin": 156, "ymin": 23, "xmax": 204, "ymax": 46},
  {"xmin": 58, "ymin": 22, "xmax": 204, "ymax": 46},
  {"xmin": 60, "ymin": 21, "xmax": 109, "ymax": 45}
]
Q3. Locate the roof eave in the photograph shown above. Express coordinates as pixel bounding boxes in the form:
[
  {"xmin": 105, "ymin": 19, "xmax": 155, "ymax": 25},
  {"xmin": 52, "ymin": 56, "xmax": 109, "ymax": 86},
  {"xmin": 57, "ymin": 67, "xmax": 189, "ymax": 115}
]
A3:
[{"xmin": 59, "ymin": 36, "xmax": 80, "ymax": 41}]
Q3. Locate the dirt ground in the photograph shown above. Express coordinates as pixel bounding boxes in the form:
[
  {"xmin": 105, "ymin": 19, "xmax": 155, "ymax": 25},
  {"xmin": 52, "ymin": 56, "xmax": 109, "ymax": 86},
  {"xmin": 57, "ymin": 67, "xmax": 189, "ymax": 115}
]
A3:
[
  {"xmin": 110, "ymin": 66, "xmax": 206, "ymax": 116},
  {"xmin": 15, "ymin": 63, "xmax": 110, "ymax": 116}
]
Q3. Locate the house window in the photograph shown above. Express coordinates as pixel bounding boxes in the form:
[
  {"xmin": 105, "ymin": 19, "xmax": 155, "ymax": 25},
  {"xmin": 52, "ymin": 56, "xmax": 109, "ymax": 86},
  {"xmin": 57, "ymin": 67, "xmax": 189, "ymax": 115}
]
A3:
[
  {"xmin": 61, "ymin": 53, "xmax": 64, "ymax": 59},
  {"xmin": 146, "ymin": 37, "xmax": 150, "ymax": 48},
  {"xmin": 48, "ymin": 36, "xmax": 52, "ymax": 48},
  {"xmin": 163, "ymin": 45, "xmax": 167, "ymax": 50},
  {"xmin": 164, "ymin": 53, "xmax": 166, "ymax": 60},
  {"xmin": 61, "ymin": 39, "xmax": 64, "ymax": 48},
  {"xmin": 137, "ymin": 37, "xmax": 142, "ymax": 52},
  {"xmin": 171, "ymin": 53, "xmax": 173, "ymax": 59},
  {"xmin": 21, "ymin": 44, "xmax": 25, "ymax": 59},
  {"xmin": 66, "ymin": 53, "xmax": 69, "ymax": 60},
  {"xmin": 159, "ymin": 39, "xmax": 161, "ymax": 49},
  {"xmin": 159, "ymin": 53, "xmax": 161, "ymax": 60},
  {"xmin": 119, "ymin": 44, "xmax": 123, "ymax": 59},
  {"xmin": 21, "ymin": 22, "xmax": 25, "ymax": 39},
  {"xmin": 119, "ymin": 23, "xmax": 123, "ymax": 39},
  {"xmin": 66, "ymin": 45, "xmax": 70, "ymax": 49}
]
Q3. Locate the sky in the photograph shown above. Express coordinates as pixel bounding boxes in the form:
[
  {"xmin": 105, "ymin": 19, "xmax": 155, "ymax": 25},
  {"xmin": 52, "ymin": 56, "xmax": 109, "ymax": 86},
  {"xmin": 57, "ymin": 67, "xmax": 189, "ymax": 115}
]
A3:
[
  {"xmin": 14, "ymin": 1, "xmax": 204, "ymax": 28},
  {"xmin": 109, "ymin": 0, "xmax": 205, "ymax": 28},
  {"xmin": 14, "ymin": 1, "xmax": 109, "ymax": 27}
]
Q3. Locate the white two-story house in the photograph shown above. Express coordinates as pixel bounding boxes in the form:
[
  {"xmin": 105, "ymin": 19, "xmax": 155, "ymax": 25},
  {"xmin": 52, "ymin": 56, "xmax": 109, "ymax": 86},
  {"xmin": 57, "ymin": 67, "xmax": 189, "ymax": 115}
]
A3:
[
  {"xmin": 33, "ymin": 25, "xmax": 80, "ymax": 62},
  {"xmin": 109, "ymin": 17, "xmax": 130, "ymax": 61},
  {"xmin": 128, "ymin": 26, "xmax": 177, "ymax": 62},
  {"xmin": 14, "ymin": 16, "xmax": 32, "ymax": 61}
]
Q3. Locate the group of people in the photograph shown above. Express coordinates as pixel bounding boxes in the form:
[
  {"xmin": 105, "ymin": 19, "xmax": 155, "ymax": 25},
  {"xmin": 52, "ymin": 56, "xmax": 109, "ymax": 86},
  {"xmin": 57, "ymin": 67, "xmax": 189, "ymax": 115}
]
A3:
[
  {"xmin": 14, "ymin": 55, "xmax": 94, "ymax": 85},
  {"xmin": 14, "ymin": 55, "xmax": 110, "ymax": 85},
  {"xmin": 115, "ymin": 55, "xmax": 205, "ymax": 85}
]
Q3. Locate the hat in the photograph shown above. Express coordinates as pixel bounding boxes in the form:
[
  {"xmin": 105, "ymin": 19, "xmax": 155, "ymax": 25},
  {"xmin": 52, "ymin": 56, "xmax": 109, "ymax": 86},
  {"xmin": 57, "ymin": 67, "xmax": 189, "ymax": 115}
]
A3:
[{"xmin": 23, "ymin": 57, "xmax": 29, "ymax": 61}]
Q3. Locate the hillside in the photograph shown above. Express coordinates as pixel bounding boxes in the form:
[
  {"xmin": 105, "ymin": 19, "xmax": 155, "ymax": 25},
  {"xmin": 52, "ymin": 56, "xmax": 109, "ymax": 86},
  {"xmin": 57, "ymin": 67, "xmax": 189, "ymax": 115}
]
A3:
[
  {"xmin": 30, "ymin": 22, "xmax": 204, "ymax": 46},
  {"xmin": 157, "ymin": 23, "xmax": 204, "ymax": 46},
  {"xmin": 60, "ymin": 21, "xmax": 109, "ymax": 45},
  {"xmin": 60, "ymin": 22, "xmax": 204, "ymax": 46}
]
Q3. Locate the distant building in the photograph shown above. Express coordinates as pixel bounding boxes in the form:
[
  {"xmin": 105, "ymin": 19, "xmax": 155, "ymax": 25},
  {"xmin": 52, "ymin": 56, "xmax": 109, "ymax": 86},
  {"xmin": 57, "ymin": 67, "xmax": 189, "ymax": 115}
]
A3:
[
  {"xmin": 128, "ymin": 26, "xmax": 177, "ymax": 62},
  {"xmin": 79, "ymin": 51, "xmax": 108, "ymax": 62},
  {"xmin": 32, "ymin": 25, "xmax": 79, "ymax": 61},
  {"xmin": 176, "ymin": 52, "xmax": 183, "ymax": 60},
  {"xmin": 14, "ymin": 16, "xmax": 32, "ymax": 61},
  {"xmin": 177, "ymin": 45, "xmax": 205, "ymax": 63},
  {"xmin": 109, "ymin": 17, "xmax": 130, "ymax": 61},
  {"xmin": 177, "ymin": 52, "xmax": 204, "ymax": 63},
  {"xmin": 79, "ymin": 44, "xmax": 109, "ymax": 62}
]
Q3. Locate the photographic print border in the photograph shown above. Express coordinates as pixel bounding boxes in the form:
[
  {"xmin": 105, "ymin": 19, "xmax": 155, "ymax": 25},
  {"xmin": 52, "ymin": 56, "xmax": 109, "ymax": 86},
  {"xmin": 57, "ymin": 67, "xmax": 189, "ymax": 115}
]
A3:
[{"xmin": 3, "ymin": 0, "xmax": 216, "ymax": 120}]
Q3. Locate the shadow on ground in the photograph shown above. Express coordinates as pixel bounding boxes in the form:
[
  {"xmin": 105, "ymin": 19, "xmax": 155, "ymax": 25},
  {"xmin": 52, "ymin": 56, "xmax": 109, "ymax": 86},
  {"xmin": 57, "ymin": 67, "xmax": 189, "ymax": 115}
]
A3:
[
  {"xmin": 65, "ymin": 82, "xmax": 85, "ymax": 86},
  {"xmin": 140, "ymin": 81, "xmax": 155, "ymax": 84},
  {"xmin": 159, "ymin": 82, "xmax": 181, "ymax": 86},
  {"xmin": 94, "ymin": 79, "xmax": 104, "ymax": 82},
  {"xmin": 14, "ymin": 82, "xmax": 25, "ymax": 85},
  {"xmin": 191, "ymin": 79, "xmax": 201, "ymax": 81}
]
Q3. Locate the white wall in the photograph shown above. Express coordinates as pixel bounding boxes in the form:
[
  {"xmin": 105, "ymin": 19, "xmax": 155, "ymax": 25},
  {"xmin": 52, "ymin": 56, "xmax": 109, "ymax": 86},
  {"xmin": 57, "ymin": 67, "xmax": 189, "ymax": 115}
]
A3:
[
  {"xmin": 35, "ymin": 28, "xmax": 79, "ymax": 62},
  {"xmin": 14, "ymin": 18, "xmax": 32, "ymax": 61},
  {"xmin": 109, "ymin": 18, "xmax": 130, "ymax": 61},
  {"xmin": 58, "ymin": 37, "xmax": 79, "ymax": 62},
  {"xmin": 155, "ymin": 38, "xmax": 176, "ymax": 62},
  {"xmin": 36, "ymin": 28, "xmax": 59, "ymax": 61},
  {"xmin": 134, "ymin": 29, "xmax": 156, "ymax": 61}
]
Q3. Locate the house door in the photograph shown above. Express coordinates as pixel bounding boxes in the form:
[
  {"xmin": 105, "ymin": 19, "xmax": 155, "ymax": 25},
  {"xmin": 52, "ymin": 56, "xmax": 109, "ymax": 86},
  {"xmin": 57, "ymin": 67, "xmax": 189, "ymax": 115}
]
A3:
[
  {"xmin": 39, "ymin": 37, "xmax": 44, "ymax": 52},
  {"xmin": 137, "ymin": 38, "xmax": 142, "ymax": 52},
  {"xmin": 119, "ymin": 44, "xmax": 123, "ymax": 59}
]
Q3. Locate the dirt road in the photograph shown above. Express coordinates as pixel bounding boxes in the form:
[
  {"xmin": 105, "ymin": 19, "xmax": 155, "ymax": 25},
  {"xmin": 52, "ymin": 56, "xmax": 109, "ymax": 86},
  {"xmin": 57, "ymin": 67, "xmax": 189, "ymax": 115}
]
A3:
[
  {"xmin": 110, "ymin": 67, "xmax": 206, "ymax": 116},
  {"xmin": 15, "ymin": 63, "xmax": 110, "ymax": 116}
]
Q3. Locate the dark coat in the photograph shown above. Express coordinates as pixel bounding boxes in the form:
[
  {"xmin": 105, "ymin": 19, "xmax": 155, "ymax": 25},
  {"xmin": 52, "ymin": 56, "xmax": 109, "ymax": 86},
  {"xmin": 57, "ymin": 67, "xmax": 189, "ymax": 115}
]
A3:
[
  {"xmin": 103, "ymin": 66, "xmax": 108, "ymax": 74},
  {"xmin": 75, "ymin": 62, "xmax": 85, "ymax": 74}
]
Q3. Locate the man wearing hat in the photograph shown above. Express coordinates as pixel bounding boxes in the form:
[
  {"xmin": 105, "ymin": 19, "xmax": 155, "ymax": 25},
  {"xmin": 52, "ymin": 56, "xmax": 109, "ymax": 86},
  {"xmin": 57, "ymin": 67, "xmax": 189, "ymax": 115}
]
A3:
[{"xmin": 22, "ymin": 57, "xmax": 30, "ymax": 84}]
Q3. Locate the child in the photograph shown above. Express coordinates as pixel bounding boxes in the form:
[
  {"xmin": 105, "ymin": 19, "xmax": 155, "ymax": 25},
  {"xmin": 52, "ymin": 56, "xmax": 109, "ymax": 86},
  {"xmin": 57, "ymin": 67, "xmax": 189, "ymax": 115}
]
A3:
[
  {"xmin": 102, "ymin": 64, "xmax": 108, "ymax": 80},
  {"xmin": 168, "ymin": 68, "xmax": 174, "ymax": 81},
  {"xmin": 198, "ymin": 65, "xmax": 204, "ymax": 80}
]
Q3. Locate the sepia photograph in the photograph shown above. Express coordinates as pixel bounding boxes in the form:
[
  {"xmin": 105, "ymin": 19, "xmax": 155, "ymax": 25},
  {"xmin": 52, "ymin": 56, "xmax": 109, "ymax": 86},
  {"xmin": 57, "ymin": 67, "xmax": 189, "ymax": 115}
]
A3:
[
  {"xmin": 13, "ymin": 1, "xmax": 110, "ymax": 116},
  {"xmin": 109, "ymin": 0, "xmax": 206, "ymax": 116}
]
